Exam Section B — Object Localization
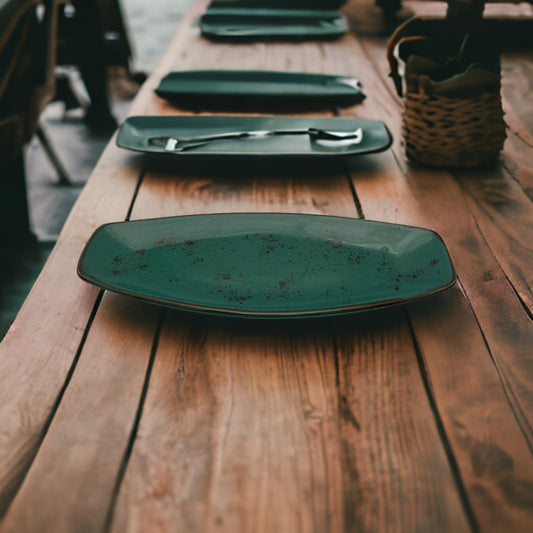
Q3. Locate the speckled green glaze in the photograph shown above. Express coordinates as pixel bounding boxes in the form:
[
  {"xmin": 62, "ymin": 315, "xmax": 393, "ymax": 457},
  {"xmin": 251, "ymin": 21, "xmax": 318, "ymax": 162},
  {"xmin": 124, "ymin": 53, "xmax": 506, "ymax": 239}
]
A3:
[{"xmin": 78, "ymin": 213, "xmax": 456, "ymax": 318}]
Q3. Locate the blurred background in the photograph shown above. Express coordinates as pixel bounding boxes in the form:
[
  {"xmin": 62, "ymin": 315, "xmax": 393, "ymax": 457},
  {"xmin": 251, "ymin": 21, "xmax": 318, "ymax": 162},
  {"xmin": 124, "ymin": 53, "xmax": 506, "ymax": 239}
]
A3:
[
  {"xmin": 29, "ymin": 0, "xmax": 195, "ymax": 241},
  {"xmin": 0, "ymin": 0, "xmax": 195, "ymax": 337}
]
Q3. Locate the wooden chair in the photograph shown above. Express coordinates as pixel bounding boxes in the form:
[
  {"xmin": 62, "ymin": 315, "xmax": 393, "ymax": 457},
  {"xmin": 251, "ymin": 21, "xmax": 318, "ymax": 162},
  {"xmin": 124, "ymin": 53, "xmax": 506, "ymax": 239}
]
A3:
[{"xmin": 0, "ymin": 0, "xmax": 61, "ymax": 242}]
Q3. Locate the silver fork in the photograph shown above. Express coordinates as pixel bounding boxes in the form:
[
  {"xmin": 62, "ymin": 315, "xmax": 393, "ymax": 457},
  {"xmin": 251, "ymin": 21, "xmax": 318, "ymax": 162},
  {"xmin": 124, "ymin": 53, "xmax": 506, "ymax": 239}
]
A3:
[{"xmin": 148, "ymin": 127, "xmax": 363, "ymax": 152}]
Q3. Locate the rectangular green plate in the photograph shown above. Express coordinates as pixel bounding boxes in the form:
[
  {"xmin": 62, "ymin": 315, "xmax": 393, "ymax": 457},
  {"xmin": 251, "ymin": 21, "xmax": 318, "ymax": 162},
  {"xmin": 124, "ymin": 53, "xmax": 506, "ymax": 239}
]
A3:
[
  {"xmin": 116, "ymin": 115, "xmax": 392, "ymax": 158},
  {"xmin": 200, "ymin": 8, "xmax": 348, "ymax": 40},
  {"xmin": 155, "ymin": 70, "xmax": 365, "ymax": 110},
  {"xmin": 208, "ymin": 1, "xmax": 347, "ymax": 9},
  {"xmin": 78, "ymin": 213, "xmax": 456, "ymax": 319}
]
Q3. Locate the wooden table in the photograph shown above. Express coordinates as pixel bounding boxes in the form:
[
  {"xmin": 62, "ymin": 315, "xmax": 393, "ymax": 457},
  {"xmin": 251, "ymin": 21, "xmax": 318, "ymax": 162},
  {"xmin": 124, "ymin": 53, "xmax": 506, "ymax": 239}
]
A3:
[{"xmin": 1, "ymin": 1, "xmax": 533, "ymax": 531}]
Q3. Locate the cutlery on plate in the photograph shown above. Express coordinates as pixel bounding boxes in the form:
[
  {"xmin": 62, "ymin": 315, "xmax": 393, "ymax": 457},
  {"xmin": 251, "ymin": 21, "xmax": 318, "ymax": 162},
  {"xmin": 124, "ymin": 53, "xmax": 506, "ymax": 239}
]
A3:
[
  {"xmin": 148, "ymin": 127, "xmax": 363, "ymax": 152},
  {"xmin": 326, "ymin": 77, "xmax": 363, "ymax": 92}
]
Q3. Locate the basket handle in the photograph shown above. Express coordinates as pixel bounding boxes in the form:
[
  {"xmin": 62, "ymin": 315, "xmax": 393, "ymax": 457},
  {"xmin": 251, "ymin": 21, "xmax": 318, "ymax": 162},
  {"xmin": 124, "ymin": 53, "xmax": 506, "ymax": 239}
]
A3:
[{"xmin": 386, "ymin": 17, "xmax": 431, "ymax": 97}]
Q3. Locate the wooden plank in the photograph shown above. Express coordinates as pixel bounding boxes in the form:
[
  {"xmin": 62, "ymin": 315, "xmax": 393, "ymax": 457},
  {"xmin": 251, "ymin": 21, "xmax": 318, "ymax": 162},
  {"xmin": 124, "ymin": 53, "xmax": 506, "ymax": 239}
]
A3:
[
  {"xmin": 111, "ymin": 317, "xmax": 346, "ymax": 533},
  {"xmin": 501, "ymin": 53, "xmax": 533, "ymax": 145},
  {"xmin": 330, "ymin": 29, "xmax": 533, "ymax": 529},
  {"xmin": 408, "ymin": 290, "xmax": 533, "ymax": 531},
  {"xmin": 110, "ymin": 310, "xmax": 469, "ymax": 533},
  {"xmin": 0, "ymin": 4, "xmax": 212, "ymax": 518},
  {"xmin": 500, "ymin": 129, "xmax": 533, "ymax": 200},
  {"xmin": 455, "ymin": 166, "xmax": 533, "ymax": 314},
  {"xmin": 0, "ymin": 5, "xmax": 200, "ymax": 525},
  {"xmin": 0, "ymin": 141, "xmax": 142, "ymax": 518},
  {"xmin": 500, "ymin": 52, "xmax": 533, "ymax": 198},
  {"xmin": 0, "ymin": 295, "xmax": 159, "ymax": 533},
  {"xmin": 335, "ymin": 307, "xmax": 469, "ymax": 531}
]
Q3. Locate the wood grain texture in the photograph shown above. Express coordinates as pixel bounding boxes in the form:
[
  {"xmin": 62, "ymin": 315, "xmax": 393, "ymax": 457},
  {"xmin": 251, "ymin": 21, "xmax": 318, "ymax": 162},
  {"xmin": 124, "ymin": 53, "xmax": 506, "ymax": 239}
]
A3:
[
  {"xmin": 355, "ymin": 29, "xmax": 533, "ymax": 432},
  {"xmin": 455, "ymin": 167, "xmax": 533, "ymax": 315},
  {"xmin": 0, "ymin": 5, "xmax": 206, "ymax": 518},
  {"xmin": 501, "ymin": 53, "xmax": 533, "ymax": 198},
  {"xmin": 0, "ymin": 294, "xmax": 159, "ymax": 533},
  {"xmin": 501, "ymin": 53, "xmax": 533, "ymax": 146},
  {"xmin": 106, "ymin": 179, "xmax": 471, "ymax": 530},
  {"xmin": 335, "ymin": 307, "xmax": 469, "ymax": 532},
  {"xmin": 106, "ymin": 13, "xmax": 468, "ymax": 533},
  {"xmin": 331, "ymin": 25, "xmax": 533, "ymax": 531},
  {"xmin": 2, "ymin": 1, "xmax": 531, "ymax": 531},
  {"xmin": 111, "ymin": 317, "xmax": 346, "ymax": 533},
  {"xmin": 409, "ymin": 289, "xmax": 533, "ymax": 532},
  {"xmin": 349, "ymin": 30, "xmax": 533, "ymax": 317},
  {"xmin": 0, "ymin": 142, "xmax": 142, "ymax": 518},
  {"xmin": 500, "ymin": 129, "xmax": 533, "ymax": 200}
]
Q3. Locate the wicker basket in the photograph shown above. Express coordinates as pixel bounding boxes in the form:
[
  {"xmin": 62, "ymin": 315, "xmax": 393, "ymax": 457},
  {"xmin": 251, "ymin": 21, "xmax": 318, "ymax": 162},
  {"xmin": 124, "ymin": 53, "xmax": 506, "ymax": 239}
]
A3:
[{"xmin": 387, "ymin": 16, "xmax": 506, "ymax": 168}]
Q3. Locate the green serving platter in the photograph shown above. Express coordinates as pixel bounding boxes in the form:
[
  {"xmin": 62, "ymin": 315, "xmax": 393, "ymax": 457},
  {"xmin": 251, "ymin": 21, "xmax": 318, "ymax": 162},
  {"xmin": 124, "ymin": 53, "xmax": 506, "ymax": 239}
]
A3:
[
  {"xmin": 208, "ymin": 0, "xmax": 348, "ymax": 9},
  {"xmin": 155, "ymin": 70, "xmax": 365, "ymax": 110},
  {"xmin": 116, "ymin": 115, "xmax": 392, "ymax": 158},
  {"xmin": 78, "ymin": 213, "xmax": 456, "ymax": 318},
  {"xmin": 199, "ymin": 8, "xmax": 348, "ymax": 40}
]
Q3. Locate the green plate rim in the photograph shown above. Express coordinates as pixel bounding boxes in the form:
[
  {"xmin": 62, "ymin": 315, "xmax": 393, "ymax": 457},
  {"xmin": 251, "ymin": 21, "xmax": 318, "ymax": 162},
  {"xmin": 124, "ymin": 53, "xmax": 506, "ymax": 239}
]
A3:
[
  {"xmin": 116, "ymin": 115, "xmax": 393, "ymax": 158},
  {"xmin": 77, "ymin": 213, "xmax": 457, "ymax": 319}
]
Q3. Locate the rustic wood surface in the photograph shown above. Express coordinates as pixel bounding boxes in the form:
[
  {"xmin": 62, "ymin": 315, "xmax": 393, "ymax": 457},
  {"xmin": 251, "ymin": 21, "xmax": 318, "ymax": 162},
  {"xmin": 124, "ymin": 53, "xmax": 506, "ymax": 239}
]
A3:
[{"xmin": 1, "ymin": 0, "xmax": 532, "ymax": 531}]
